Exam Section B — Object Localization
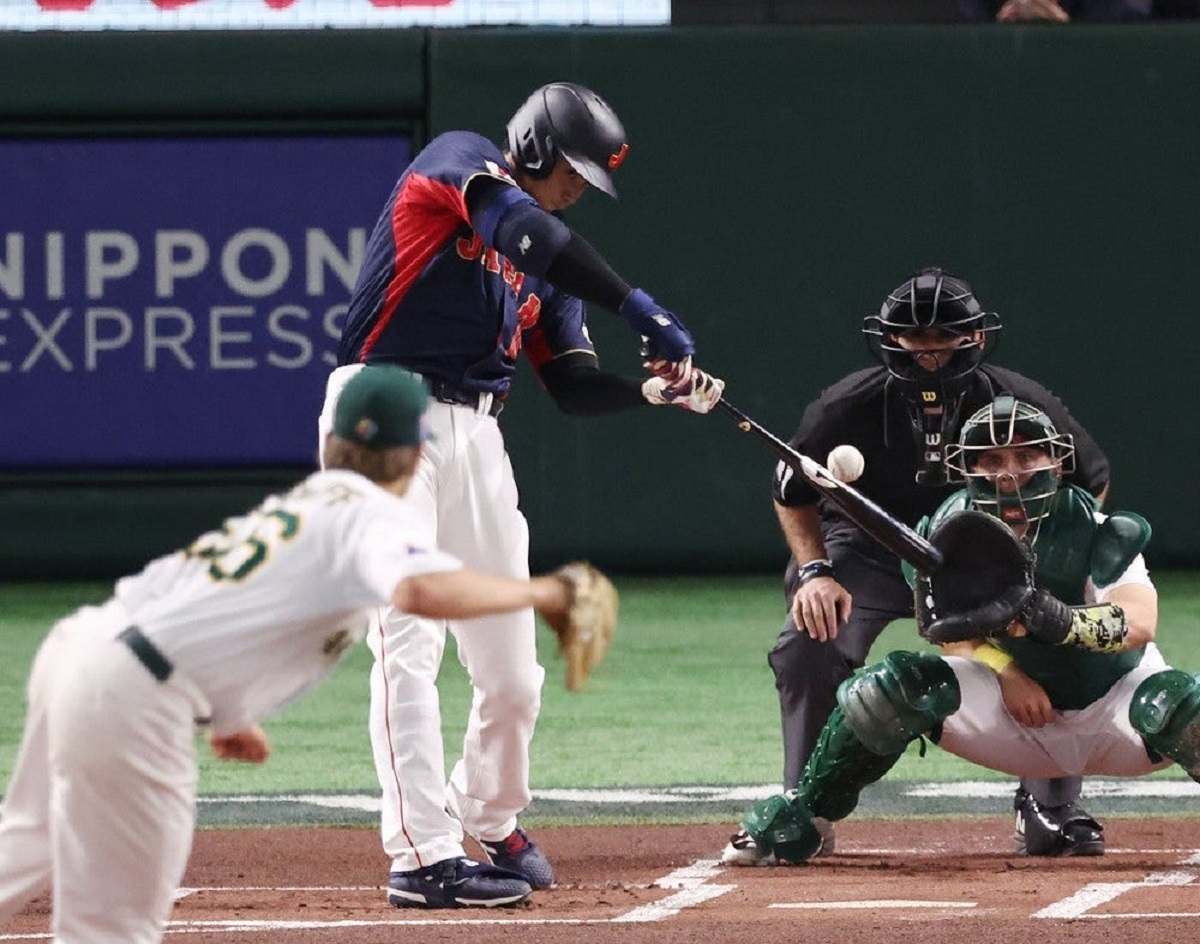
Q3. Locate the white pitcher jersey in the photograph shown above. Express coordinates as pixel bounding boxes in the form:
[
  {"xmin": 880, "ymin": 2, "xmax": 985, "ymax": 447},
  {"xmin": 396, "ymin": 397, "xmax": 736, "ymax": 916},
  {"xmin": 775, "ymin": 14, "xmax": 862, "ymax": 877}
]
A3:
[{"xmin": 112, "ymin": 469, "xmax": 460, "ymax": 734}]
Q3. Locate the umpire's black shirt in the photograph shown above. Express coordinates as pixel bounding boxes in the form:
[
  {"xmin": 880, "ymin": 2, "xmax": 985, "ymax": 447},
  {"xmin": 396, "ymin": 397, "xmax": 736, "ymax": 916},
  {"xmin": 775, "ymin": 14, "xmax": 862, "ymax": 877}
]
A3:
[{"xmin": 773, "ymin": 365, "xmax": 1110, "ymax": 569}]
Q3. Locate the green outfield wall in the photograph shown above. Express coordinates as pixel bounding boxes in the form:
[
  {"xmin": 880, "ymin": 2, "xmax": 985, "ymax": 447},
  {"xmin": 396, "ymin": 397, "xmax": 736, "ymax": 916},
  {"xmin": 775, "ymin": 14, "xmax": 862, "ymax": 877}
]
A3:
[{"xmin": 2, "ymin": 25, "xmax": 1198, "ymax": 576}]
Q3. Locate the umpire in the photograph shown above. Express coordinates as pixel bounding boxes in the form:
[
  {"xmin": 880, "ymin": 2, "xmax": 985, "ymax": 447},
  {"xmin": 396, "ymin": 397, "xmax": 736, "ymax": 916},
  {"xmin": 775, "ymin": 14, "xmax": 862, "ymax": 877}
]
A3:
[{"xmin": 769, "ymin": 268, "xmax": 1110, "ymax": 855}]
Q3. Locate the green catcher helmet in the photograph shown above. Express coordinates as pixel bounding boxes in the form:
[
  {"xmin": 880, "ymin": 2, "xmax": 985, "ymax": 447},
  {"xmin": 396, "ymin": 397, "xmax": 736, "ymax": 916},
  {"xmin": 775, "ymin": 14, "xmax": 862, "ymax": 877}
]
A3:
[{"xmin": 944, "ymin": 395, "xmax": 1075, "ymax": 528}]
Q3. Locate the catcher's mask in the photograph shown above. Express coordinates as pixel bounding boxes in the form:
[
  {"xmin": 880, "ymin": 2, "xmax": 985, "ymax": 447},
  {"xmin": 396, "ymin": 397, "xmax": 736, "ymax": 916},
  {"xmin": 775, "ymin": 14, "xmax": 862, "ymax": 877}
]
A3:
[
  {"xmin": 945, "ymin": 395, "xmax": 1075, "ymax": 530},
  {"xmin": 862, "ymin": 268, "xmax": 1001, "ymax": 392}
]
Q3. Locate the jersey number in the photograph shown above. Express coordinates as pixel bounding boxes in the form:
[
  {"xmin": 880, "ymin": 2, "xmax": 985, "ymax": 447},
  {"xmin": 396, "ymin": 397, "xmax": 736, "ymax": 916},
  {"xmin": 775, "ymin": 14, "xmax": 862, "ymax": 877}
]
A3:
[{"xmin": 187, "ymin": 508, "xmax": 301, "ymax": 582}]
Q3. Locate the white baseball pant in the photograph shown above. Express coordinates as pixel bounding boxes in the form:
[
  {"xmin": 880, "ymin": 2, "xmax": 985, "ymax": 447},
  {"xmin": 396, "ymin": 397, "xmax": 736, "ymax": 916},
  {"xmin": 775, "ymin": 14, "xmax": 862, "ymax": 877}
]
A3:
[
  {"xmin": 938, "ymin": 644, "xmax": 1174, "ymax": 778},
  {"xmin": 0, "ymin": 602, "xmax": 208, "ymax": 943},
  {"xmin": 318, "ymin": 365, "xmax": 543, "ymax": 873}
]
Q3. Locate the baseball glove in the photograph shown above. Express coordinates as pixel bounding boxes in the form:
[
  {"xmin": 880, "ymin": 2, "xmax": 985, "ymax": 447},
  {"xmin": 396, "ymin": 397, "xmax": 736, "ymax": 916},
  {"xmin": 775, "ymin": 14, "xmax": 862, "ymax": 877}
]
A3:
[
  {"xmin": 544, "ymin": 562, "xmax": 618, "ymax": 692},
  {"xmin": 915, "ymin": 510, "xmax": 1036, "ymax": 644}
]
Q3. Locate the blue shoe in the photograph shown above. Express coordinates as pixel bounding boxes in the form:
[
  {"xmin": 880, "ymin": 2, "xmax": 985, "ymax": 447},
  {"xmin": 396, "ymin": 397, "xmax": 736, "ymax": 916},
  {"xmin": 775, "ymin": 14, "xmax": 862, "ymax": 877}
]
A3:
[
  {"xmin": 478, "ymin": 827, "xmax": 556, "ymax": 890},
  {"xmin": 387, "ymin": 857, "xmax": 532, "ymax": 909}
]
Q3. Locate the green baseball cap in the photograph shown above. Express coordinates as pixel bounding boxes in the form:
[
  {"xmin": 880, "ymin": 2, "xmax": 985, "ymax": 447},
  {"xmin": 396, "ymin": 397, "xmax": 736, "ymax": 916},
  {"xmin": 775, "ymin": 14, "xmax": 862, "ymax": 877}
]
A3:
[{"xmin": 333, "ymin": 365, "xmax": 430, "ymax": 449}]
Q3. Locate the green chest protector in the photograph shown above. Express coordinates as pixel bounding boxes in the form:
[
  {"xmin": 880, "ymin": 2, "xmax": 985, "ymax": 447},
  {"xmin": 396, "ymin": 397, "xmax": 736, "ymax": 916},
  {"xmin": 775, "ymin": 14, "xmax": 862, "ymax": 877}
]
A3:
[{"xmin": 906, "ymin": 486, "xmax": 1152, "ymax": 710}]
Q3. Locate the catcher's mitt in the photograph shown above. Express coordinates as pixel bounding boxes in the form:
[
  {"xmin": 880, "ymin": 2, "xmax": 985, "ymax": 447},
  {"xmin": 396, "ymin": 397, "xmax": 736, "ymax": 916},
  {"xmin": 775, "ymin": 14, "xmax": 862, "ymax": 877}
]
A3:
[
  {"xmin": 915, "ymin": 510, "xmax": 1035, "ymax": 644},
  {"xmin": 544, "ymin": 562, "xmax": 618, "ymax": 691}
]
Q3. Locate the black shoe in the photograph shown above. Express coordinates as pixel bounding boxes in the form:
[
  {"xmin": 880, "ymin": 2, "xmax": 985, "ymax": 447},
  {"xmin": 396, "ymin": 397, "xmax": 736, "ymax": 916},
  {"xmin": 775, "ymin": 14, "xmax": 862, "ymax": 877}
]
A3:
[
  {"xmin": 387, "ymin": 857, "xmax": 532, "ymax": 908},
  {"xmin": 1013, "ymin": 787, "xmax": 1104, "ymax": 857}
]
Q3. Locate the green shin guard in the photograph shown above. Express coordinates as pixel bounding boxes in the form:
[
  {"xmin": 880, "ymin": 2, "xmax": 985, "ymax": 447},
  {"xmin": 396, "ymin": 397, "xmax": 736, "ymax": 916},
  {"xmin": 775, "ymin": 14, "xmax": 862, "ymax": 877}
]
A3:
[
  {"xmin": 741, "ymin": 706, "xmax": 899, "ymax": 861},
  {"xmin": 800, "ymin": 705, "xmax": 907, "ymax": 822},
  {"xmin": 805, "ymin": 652, "xmax": 960, "ymax": 821},
  {"xmin": 1130, "ymin": 670, "xmax": 1200, "ymax": 779},
  {"xmin": 741, "ymin": 652, "xmax": 962, "ymax": 863},
  {"xmin": 837, "ymin": 651, "xmax": 962, "ymax": 755},
  {"xmin": 741, "ymin": 790, "xmax": 823, "ymax": 864}
]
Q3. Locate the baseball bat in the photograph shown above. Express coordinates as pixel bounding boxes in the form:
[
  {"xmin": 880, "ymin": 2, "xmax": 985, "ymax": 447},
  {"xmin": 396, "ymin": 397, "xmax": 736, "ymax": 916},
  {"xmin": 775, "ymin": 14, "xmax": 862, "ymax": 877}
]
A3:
[{"xmin": 717, "ymin": 398, "xmax": 944, "ymax": 574}]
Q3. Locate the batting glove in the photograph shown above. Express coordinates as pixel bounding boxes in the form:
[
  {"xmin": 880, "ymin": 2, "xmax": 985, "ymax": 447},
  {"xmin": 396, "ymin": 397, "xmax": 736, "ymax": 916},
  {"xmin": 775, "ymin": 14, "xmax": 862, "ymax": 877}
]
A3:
[
  {"xmin": 620, "ymin": 288, "xmax": 694, "ymax": 363},
  {"xmin": 642, "ymin": 367, "xmax": 725, "ymax": 414}
]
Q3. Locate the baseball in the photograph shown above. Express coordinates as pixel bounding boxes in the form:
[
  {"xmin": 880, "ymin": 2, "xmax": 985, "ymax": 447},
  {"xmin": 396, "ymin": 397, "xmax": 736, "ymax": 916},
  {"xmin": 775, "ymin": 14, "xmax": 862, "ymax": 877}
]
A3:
[{"xmin": 826, "ymin": 444, "xmax": 865, "ymax": 483}]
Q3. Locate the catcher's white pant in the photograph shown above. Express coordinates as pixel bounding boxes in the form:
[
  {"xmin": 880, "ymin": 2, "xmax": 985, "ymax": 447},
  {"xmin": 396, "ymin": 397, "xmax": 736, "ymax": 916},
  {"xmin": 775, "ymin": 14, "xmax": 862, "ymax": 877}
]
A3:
[
  {"xmin": 938, "ymin": 644, "xmax": 1174, "ymax": 778},
  {"xmin": 319, "ymin": 366, "xmax": 543, "ymax": 873},
  {"xmin": 0, "ymin": 602, "xmax": 207, "ymax": 943}
]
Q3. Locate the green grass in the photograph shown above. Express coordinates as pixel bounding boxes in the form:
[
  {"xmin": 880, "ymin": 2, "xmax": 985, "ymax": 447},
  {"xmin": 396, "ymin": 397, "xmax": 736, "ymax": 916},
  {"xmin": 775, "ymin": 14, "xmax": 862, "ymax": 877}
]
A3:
[{"xmin": 3, "ymin": 572, "xmax": 1199, "ymax": 794}]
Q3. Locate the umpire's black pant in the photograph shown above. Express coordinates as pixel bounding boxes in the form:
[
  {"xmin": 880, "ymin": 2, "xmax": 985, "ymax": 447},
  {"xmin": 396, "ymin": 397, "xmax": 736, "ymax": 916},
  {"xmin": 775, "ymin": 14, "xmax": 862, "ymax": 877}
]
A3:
[
  {"xmin": 769, "ymin": 536, "xmax": 910, "ymax": 788},
  {"xmin": 767, "ymin": 536, "xmax": 1081, "ymax": 809}
]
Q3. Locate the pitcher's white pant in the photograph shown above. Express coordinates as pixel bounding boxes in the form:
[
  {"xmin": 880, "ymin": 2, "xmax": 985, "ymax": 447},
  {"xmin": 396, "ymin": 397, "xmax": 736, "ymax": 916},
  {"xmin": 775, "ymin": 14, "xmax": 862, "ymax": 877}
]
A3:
[
  {"xmin": 319, "ymin": 365, "xmax": 544, "ymax": 872},
  {"xmin": 939, "ymin": 644, "xmax": 1174, "ymax": 779},
  {"xmin": 0, "ymin": 603, "xmax": 204, "ymax": 943}
]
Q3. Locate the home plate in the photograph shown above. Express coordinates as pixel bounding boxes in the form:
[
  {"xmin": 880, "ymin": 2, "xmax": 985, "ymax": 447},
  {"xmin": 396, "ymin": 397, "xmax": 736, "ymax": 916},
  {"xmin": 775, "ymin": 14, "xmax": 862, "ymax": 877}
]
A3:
[{"xmin": 770, "ymin": 900, "xmax": 976, "ymax": 910}]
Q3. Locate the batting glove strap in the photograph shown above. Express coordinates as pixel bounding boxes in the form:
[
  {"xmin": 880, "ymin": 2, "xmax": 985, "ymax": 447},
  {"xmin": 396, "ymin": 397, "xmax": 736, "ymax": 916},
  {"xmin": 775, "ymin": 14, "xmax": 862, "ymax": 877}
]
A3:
[
  {"xmin": 640, "ymin": 368, "xmax": 725, "ymax": 414},
  {"xmin": 620, "ymin": 288, "xmax": 695, "ymax": 363}
]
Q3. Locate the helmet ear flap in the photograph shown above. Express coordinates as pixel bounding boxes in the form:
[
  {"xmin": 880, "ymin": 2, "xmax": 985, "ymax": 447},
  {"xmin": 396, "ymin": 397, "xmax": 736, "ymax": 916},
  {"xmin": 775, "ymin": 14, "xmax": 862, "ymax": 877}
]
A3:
[
  {"xmin": 506, "ymin": 91, "xmax": 558, "ymax": 180},
  {"xmin": 510, "ymin": 124, "xmax": 555, "ymax": 179}
]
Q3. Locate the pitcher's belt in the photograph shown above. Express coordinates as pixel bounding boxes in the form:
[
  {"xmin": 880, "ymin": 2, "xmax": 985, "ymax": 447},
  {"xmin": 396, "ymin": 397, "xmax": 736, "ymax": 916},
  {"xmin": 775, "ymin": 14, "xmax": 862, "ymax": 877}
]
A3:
[{"xmin": 118, "ymin": 625, "xmax": 173, "ymax": 682}]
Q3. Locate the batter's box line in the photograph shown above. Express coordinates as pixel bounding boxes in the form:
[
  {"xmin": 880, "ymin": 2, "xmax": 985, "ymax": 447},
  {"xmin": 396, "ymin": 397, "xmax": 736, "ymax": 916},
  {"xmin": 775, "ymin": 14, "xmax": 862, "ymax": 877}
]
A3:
[
  {"xmin": 0, "ymin": 858, "xmax": 738, "ymax": 939},
  {"xmin": 1033, "ymin": 851, "xmax": 1200, "ymax": 919}
]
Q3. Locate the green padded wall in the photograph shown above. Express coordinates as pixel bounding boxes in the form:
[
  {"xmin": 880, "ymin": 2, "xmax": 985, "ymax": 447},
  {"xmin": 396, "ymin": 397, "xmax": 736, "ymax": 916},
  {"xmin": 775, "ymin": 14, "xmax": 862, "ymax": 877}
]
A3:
[
  {"xmin": 3, "ymin": 25, "xmax": 1199, "ymax": 576},
  {"xmin": 428, "ymin": 25, "xmax": 1200, "ymax": 570}
]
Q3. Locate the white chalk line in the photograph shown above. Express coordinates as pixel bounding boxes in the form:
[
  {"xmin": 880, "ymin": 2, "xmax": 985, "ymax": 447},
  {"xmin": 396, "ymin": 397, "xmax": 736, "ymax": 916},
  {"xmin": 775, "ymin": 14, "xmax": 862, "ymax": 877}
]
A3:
[
  {"xmin": 1033, "ymin": 853, "xmax": 1199, "ymax": 919},
  {"xmin": 173, "ymin": 885, "xmax": 377, "ymax": 901},
  {"xmin": 1074, "ymin": 912, "xmax": 1200, "ymax": 919},
  {"xmin": 190, "ymin": 779, "xmax": 1200, "ymax": 812},
  {"xmin": 770, "ymin": 900, "xmax": 976, "ymax": 910},
  {"xmin": 907, "ymin": 780, "xmax": 1200, "ymax": 799},
  {"xmin": 841, "ymin": 847, "xmax": 1200, "ymax": 857},
  {"xmin": 611, "ymin": 858, "xmax": 734, "ymax": 923},
  {"xmin": 1, "ymin": 858, "xmax": 730, "ymax": 939}
]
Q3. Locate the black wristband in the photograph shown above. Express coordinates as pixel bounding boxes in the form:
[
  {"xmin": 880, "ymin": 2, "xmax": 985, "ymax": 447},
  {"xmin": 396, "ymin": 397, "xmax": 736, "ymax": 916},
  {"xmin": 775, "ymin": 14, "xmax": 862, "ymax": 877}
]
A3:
[{"xmin": 797, "ymin": 558, "xmax": 835, "ymax": 587}]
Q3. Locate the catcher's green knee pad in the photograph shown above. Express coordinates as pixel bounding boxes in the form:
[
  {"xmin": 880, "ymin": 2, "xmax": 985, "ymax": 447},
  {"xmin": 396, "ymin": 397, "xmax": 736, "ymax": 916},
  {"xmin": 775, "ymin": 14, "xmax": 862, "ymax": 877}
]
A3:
[
  {"xmin": 1129, "ymin": 670, "xmax": 1200, "ymax": 778},
  {"xmin": 837, "ymin": 651, "xmax": 961, "ymax": 756},
  {"xmin": 742, "ymin": 790, "xmax": 823, "ymax": 865}
]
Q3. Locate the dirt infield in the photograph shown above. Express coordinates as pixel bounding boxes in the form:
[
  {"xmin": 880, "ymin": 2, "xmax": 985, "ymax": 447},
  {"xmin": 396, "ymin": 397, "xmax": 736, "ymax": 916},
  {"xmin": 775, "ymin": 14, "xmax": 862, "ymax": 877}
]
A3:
[{"xmin": 8, "ymin": 818, "xmax": 1200, "ymax": 942}]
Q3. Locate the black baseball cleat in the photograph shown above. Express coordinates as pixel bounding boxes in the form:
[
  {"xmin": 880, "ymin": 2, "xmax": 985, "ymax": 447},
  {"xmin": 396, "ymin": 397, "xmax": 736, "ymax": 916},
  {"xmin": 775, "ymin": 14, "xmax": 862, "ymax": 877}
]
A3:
[
  {"xmin": 387, "ymin": 857, "xmax": 532, "ymax": 908},
  {"xmin": 1013, "ymin": 787, "xmax": 1105, "ymax": 857}
]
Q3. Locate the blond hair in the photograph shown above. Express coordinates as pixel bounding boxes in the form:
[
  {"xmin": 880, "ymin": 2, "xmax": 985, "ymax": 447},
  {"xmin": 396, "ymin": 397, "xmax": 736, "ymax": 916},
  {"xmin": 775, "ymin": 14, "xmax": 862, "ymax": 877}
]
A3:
[{"xmin": 323, "ymin": 436, "xmax": 419, "ymax": 485}]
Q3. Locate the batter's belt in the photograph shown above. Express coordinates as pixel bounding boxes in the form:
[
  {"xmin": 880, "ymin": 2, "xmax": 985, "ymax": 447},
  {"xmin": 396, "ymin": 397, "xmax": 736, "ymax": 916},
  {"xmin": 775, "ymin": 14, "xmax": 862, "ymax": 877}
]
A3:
[{"xmin": 429, "ymin": 379, "xmax": 506, "ymax": 417}]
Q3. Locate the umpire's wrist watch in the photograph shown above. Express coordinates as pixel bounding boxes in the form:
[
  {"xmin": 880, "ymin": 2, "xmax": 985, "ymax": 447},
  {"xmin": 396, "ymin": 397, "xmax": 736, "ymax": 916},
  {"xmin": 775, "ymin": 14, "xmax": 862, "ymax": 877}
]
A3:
[{"xmin": 797, "ymin": 558, "xmax": 835, "ymax": 586}]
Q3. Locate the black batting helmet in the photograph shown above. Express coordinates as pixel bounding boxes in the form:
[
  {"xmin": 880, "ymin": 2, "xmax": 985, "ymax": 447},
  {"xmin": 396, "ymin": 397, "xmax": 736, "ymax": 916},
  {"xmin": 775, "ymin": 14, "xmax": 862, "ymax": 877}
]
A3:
[
  {"xmin": 506, "ymin": 82, "xmax": 628, "ymax": 198},
  {"xmin": 862, "ymin": 268, "xmax": 1001, "ymax": 387}
]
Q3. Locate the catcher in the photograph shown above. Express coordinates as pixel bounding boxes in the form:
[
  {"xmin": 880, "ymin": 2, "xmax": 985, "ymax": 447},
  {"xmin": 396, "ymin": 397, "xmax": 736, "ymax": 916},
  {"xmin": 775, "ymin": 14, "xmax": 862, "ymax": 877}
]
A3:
[
  {"xmin": 726, "ymin": 395, "xmax": 1197, "ymax": 865},
  {"xmin": 0, "ymin": 366, "xmax": 616, "ymax": 942}
]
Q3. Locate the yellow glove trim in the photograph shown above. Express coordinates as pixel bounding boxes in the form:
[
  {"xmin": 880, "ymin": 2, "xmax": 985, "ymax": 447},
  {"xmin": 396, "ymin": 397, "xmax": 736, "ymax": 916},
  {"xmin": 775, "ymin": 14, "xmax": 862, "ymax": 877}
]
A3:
[{"xmin": 972, "ymin": 643, "xmax": 1014, "ymax": 675}]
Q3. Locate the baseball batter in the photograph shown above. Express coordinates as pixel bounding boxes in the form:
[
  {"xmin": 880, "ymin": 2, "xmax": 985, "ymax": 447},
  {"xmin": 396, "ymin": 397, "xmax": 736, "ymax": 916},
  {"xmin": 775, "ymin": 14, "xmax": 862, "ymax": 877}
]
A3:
[
  {"xmin": 729, "ymin": 397, "xmax": 1200, "ymax": 866},
  {"xmin": 0, "ymin": 367, "xmax": 609, "ymax": 941},
  {"xmin": 319, "ymin": 82, "xmax": 723, "ymax": 904}
]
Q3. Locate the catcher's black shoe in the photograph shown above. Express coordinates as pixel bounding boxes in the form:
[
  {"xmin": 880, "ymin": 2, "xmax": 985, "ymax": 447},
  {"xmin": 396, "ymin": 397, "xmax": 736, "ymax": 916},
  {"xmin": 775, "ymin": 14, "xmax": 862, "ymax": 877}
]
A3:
[{"xmin": 1013, "ymin": 787, "xmax": 1105, "ymax": 857}]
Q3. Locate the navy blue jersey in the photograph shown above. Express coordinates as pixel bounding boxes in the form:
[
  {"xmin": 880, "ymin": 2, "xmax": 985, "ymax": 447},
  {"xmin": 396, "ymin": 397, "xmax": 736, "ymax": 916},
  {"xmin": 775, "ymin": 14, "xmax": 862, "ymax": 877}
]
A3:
[{"xmin": 337, "ymin": 131, "xmax": 595, "ymax": 396}]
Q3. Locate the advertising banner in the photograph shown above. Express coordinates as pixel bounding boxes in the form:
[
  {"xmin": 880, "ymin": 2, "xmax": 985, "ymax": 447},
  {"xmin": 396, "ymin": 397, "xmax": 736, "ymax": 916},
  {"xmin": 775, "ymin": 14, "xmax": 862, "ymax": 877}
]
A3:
[
  {"xmin": 0, "ymin": 135, "xmax": 412, "ymax": 467},
  {"xmin": 2, "ymin": 0, "xmax": 669, "ymax": 29}
]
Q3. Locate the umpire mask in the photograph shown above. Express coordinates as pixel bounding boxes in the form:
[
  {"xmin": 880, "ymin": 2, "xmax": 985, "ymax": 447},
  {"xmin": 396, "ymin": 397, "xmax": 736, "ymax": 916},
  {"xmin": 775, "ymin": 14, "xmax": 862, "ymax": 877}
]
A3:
[
  {"xmin": 863, "ymin": 268, "xmax": 1001, "ymax": 390},
  {"xmin": 866, "ymin": 268, "xmax": 1002, "ymax": 486}
]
